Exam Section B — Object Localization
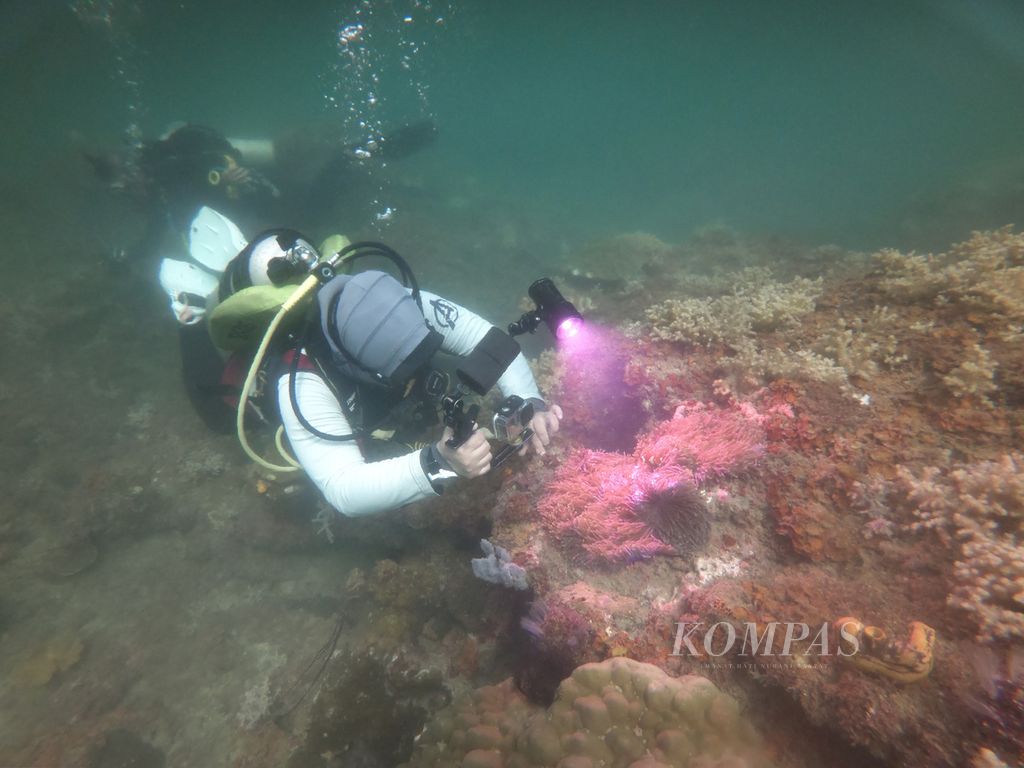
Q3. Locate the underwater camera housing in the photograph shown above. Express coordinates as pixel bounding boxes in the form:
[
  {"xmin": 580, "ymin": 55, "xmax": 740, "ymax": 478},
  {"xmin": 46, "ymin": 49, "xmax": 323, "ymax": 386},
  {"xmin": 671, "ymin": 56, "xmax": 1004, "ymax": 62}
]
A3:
[
  {"xmin": 490, "ymin": 395, "xmax": 535, "ymax": 469},
  {"xmin": 493, "ymin": 395, "xmax": 535, "ymax": 444},
  {"xmin": 508, "ymin": 278, "xmax": 583, "ymax": 340},
  {"xmin": 442, "ymin": 327, "xmax": 522, "ymax": 448},
  {"xmin": 439, "ymin": 328, "xmax": 537, "ymax": 466}
]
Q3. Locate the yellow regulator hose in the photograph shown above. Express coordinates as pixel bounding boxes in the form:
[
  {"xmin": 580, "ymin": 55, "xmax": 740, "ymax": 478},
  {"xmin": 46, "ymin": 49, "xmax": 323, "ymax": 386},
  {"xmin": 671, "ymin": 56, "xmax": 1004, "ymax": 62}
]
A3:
[{"xmin": 236, "ymin": 273, "xmax": 321, "ymax": 473}]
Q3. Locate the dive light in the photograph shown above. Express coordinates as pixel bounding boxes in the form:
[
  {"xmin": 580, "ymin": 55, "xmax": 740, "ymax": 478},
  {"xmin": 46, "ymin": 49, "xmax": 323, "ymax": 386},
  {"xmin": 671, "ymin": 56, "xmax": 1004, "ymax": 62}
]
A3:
[{"xmin": 508, "ymin": 278, "xmax": 583, "ymax": 340}]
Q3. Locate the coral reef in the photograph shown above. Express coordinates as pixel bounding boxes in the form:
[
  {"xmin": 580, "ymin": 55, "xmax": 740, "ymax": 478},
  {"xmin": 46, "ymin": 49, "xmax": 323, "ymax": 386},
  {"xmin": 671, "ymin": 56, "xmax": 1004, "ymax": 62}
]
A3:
[
  {"xmin": 875, "ymin": 226, "xmax": 1024, "ymax": 318},
  {"xmin": 942, "ymin": 342, "xmax": 998, "ymax": 405},
  {"xmin": 896, "ymin": 453, "xmax": 1024, "ymax": 642},
  {"xmin": 11, "ymin": 212, "xmax": 1024, "ymax": 768},
  {"xmin": 643, "ymin": 266, "xmax": 874, "ymax": 394},
  {"xmin": 813, "ymin": 306, "xmax": 907, "ymax": 380},
  {"xmin": 401, "ymin": 657, "xmax": 772, "ymax": 768},
  {"xmin": 645, "ymin": 267, "xmax": 821, "ymax": 349},
  {"xmin": 538, "ymin": 402, "xmax": 762, "ymax": 564},
  {"xmin": 516, "ymin": 598, "xmax": 602, "ymax": 705},
  {"xmin": 475, "ymin": 226, "xmax": 1024, "ymax": 768}
]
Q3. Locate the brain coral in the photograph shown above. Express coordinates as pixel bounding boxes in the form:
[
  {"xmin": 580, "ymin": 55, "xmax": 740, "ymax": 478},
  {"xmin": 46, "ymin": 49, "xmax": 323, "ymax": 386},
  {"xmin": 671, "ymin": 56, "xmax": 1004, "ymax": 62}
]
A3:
[{"xmin": 402, "ymin": 657, "xmax": 772, "ymax": 768}]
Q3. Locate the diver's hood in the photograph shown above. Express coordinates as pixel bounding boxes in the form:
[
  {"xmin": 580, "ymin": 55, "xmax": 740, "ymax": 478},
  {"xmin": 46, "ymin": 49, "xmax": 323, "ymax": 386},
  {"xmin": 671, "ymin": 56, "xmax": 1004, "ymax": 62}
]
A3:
[{"xmin": 317, "ymin": 271, "xmax": 442, "ymax": 388}]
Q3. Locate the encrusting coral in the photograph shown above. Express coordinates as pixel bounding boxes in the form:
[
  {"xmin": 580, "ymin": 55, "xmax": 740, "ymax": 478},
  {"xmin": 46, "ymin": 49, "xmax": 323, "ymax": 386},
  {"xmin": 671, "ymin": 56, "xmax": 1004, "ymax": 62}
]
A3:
[
  {"xmin": 401, "ymin": 657, "xmax": 772, "ymax": 768},
  {"xmin": 897, "ymin": 453, "xmax": 1024, "ymax": 642}
]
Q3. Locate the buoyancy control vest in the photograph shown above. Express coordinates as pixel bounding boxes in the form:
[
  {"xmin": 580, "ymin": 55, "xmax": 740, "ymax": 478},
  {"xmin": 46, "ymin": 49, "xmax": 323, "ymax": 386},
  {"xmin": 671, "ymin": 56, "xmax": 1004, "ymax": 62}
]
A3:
[{"xmin": 279, "ymin": 269, "xmax": 444, "ymax": 444}]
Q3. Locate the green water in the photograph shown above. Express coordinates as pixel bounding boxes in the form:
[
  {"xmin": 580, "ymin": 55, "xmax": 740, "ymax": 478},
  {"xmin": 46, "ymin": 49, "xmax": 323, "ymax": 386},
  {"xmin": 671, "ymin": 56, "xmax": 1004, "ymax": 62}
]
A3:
[
  {"xmin": 4, "ymin": 0, "xmax": 1023, "ymax": 250},
  {"xmin": 2, "ymin": 3, "xmax": 1024, "ymax": 765}
]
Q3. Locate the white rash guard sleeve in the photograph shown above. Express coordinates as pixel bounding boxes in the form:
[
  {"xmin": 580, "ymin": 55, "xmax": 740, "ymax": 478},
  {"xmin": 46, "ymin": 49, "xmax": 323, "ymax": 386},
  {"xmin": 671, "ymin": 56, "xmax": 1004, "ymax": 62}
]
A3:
[
  {"xmin": 278, "ymin": 290, "xmax": 546, "ymax": 518},
  {"xmin": 419, "ymin": 290, "xmax": 543, "ymax": 403},
  {"xmin": 278, "ymin": 370, "xmax": 438, "ymax": 517}
]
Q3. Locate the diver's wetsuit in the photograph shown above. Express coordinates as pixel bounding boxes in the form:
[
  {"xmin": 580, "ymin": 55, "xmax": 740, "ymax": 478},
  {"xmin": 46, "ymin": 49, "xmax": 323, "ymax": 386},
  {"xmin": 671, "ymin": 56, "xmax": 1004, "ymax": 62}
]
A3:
[
  {"xmin": 178, "ymin": 322, "xmax": 237, "ymax": 434},
  {"xmin": 138, "ymin": 125, "xmax": 275, "ymax": 235},
  {"xmin": 278, "ymin": 291, "xmax": 542, "ymax": 517}
]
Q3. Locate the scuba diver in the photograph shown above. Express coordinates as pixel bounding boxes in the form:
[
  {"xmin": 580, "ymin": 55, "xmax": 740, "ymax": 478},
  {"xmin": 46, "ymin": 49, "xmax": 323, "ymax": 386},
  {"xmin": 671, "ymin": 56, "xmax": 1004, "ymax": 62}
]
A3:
[
  {"xmin": 87, "ymin": 124, "xmax": 280, "ymax": 253},
  {"xmin": 159, "ymin": 207, "xmax": 563, "ymax": 517},
  {"xmin": 87, "ymin": 119, "xmax": 438, "ymax": 258}
]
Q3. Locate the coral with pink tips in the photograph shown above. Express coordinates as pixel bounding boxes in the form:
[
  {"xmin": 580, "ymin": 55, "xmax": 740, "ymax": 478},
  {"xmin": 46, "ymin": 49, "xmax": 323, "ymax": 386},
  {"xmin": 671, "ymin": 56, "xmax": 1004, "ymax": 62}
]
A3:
[
  {"xmin": 635, "ymin": 400, "xmax": 766, "ymax": 479},
  {"xmin": 538, "ymin": 402, "xmax": 765, "ymax": 564}
]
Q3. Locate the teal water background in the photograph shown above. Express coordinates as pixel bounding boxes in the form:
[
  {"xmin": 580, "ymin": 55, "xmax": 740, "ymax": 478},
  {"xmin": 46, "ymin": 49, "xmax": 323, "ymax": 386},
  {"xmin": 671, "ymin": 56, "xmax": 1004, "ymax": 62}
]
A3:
[{"xmin": 3, "ymin": 0, "xmax": 1024, "ymax": 250}]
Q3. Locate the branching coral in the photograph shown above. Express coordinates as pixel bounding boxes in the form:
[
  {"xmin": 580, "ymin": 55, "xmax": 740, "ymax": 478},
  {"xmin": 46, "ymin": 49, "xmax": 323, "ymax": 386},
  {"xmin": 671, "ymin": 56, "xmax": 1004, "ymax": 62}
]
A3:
[
  {"xmin": 402, "ymin": 657, "xmax": 773, "ymax": 768},
  {"xmin": 645, "ymin": 267, "xmax": 821, "ymax": 348},
  {"xmin": 720, "ymin": 345, "xmax": 849, "ymax": 391},
  {"xmin": 814, "ymin": 306, "xmax": 907, "ymax": 379},
  {"xmin": 897, "ymin": 453, "xmax": 1024, "ymax": 642},
  {"xmin": 943, "ymin": 342, "xmax": 998, "ymax": 405},
  {"xmin": 873, "ymin": 248, "xmax": 950, "ymax": 302},
  {"xmin": 538, "ymin": 403, "xmax": 763, "ymax": 565},
  {"xmin": 875, "ymin": 226, "xmax": 1024, "ymax": 319},
  {"xmin": 644, "ymin": 267, "xmax": 855, "ymax": 393}
]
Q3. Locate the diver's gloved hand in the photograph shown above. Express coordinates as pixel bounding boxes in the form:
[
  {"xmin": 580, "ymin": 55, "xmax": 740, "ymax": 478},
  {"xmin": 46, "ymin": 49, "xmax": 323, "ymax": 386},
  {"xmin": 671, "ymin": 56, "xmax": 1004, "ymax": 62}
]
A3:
[
  {"xmin": 436, "ymin": 425, "xmax": 492, "ymax": 478},
  {"xmin": 221, "ymin": 164, "xmax": 280, "ymax": 198},
  {"xmin": 519, "ymin": 403, "xmax": 563, "ymax": 457},
  {"xmin": 220, "ymin": 163, "xmax": 253, "ymax": 187}
]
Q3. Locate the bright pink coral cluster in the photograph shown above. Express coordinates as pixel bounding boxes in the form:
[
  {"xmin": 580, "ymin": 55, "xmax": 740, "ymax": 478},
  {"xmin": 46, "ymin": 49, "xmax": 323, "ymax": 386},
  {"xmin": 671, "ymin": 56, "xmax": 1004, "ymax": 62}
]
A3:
[
  {"xmin": 538, "ymin": 402, "xmax": 764, "ymax": 564},
  {"xmin": 635, "ymin": 400, "xmax": 766, "ymax": 479}
]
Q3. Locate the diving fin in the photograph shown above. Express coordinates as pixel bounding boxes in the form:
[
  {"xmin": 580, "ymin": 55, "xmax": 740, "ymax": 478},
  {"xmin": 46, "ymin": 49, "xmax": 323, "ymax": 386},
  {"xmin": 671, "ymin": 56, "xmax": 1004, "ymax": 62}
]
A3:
[
  {"xmin": 189, "ymin": 207, "xmax": 248, "ymax": 274},
  {"xmin": 159, "ymin": 258, "xmax": 220, "ymax": 325},
  {"xmin": 377, "ymin": 120, "xmax": 438, "ymax": 161}
]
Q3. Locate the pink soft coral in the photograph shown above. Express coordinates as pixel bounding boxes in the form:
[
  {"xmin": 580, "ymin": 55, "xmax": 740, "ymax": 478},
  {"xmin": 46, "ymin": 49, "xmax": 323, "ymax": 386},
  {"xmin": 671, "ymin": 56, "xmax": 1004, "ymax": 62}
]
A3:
[
  {"xmin": 635, "ymin": 401, "xmax": 765, "ymax": 479},
  {"xmin": 538, "ymin": 402, "xmax": 764, "ymax": 564}
]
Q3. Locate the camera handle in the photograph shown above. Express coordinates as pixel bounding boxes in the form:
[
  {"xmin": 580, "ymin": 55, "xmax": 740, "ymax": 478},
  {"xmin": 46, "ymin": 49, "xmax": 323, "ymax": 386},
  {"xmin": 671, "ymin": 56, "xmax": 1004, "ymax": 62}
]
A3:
[{"xmin": 443, "ymin": 394, "xmax": 480, "ymax": 449}]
